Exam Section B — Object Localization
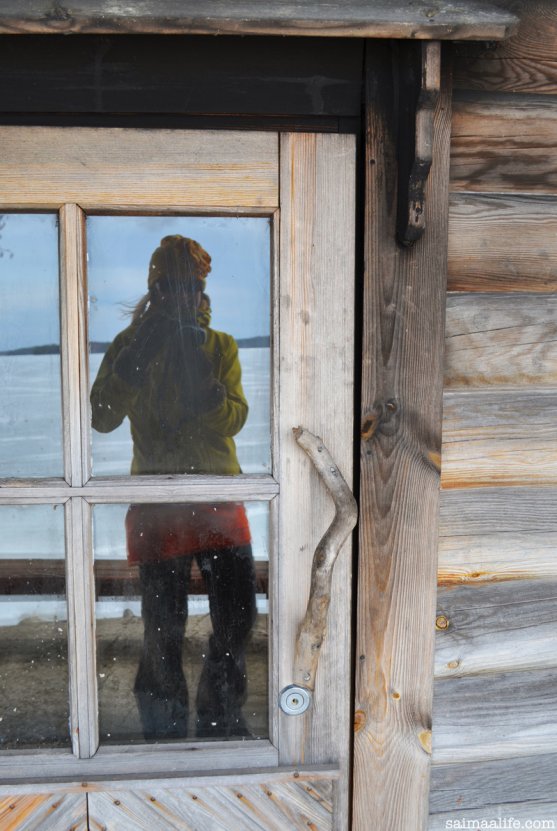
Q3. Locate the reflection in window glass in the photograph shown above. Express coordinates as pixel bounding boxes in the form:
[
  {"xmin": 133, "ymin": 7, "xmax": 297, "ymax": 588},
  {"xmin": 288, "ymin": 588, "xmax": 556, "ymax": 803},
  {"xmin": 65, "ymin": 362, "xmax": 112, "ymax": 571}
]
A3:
[
  {"xmin": 0, "ymin": 214, "xmax": 62, "ymax": 478},
  {"xmin": 0, "ymin": 505, "xmax": 69, "ymax": 750},
  {"xmin": 93, "ymin": 502, "xmax": 269, "ymax": 745},
  {"xmin": 88, "ymin": 217, "xmax": 271, "ymax": 476}
]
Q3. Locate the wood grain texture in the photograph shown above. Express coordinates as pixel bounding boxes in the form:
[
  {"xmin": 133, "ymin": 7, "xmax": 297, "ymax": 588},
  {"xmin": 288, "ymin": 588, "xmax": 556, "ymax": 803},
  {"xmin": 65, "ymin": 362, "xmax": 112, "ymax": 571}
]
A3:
[
  {"xmin": 429, "ymin": 801, "xmax": 557, "ymax": 831},
  {"xmin": 441, "ymin": 390, "xmax": 557, "ymax": 488},
  {"xmin": 278, "ymin": 133, "xmax": 355, "ymax": 830},
  {"xmin": 0, "ymin": 35, "xmax": 364, "ymax": 118},
  {"xmin": 447, "ymin": 194, "xmax": 557, "ymax": 292},
  {"xmin": 353, "ymin": 42, "xmax": 451, "ymax": 831},
  {"xmin": 444, "ymin": 292, "xmax": 557, "ymax": 387},
  {"xmin": 88, "ymin": 779, "xmax": 333, "ymax": 831},
  {"xmin": 454, "ymin": 0, "xmax": 557, "ymax": 94},
  {"xmin": 450, "ymin": 93, "xmax": 557, "ymax": 194},
  {"xmin": 0, "ymin": 1, "xmax": 517, "ymax": 39},
  {"xmin": 0, "ymin": 127, "xmax": 278, "ymax": 208},
  {"xmin": 0, "ymin": 793, "xmax": 87, "ymax": 830},
  {"xmin": 438, "ymin": 529, "xmax": 557, "ymax": 584},
  {"xmin": 434, "ymin": 579, "xmax": 557, "ymax": 677},
  {"xmin": 430, "ymin": 751, "xmax": 557, "ymax": 812},
  {"xmin": 432, "ymin": 667, "xmax": 557, "ymax": 763}
]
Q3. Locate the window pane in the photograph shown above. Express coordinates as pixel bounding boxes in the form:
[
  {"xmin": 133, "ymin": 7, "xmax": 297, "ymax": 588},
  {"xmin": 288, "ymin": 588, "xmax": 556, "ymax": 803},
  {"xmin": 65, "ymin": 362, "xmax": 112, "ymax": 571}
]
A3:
[
  {"xmin": 0, "ymin": 214, "xmax": 62, "ymax": 478},
  {"xmin": 93, "ymin": 501, "xmax": 269, "ymax": 745},
  {"xmin": 88, "ymin": 216, "xmax": 271, "ymax": 476},
  {"xmin": 0, "ymin": 505, "xmax": 69, "ymax": 750}
]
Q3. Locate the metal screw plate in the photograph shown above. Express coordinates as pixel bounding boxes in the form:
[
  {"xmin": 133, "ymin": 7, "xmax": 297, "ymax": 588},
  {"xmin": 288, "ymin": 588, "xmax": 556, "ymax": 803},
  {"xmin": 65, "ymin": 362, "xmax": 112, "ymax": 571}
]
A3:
[{"xmin": 279, "ymin": 685, "xmax": 311, "ymax": 715}]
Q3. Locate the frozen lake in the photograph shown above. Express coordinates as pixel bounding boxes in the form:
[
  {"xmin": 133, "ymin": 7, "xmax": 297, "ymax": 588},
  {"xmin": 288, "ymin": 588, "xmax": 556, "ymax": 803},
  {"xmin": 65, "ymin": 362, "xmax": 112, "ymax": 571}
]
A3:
[{"xmin": 0, "ymin": 348, "xmax": 271, "ymax": 624}]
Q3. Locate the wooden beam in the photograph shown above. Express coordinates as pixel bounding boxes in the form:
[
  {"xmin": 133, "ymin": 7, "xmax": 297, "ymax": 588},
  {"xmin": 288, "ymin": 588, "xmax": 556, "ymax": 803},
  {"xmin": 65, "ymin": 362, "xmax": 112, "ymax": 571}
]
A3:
[
  {"xmin": 0, "ymin": 1, "xmax": 517, "ymax": 40},
  {"xmin": 448, "ymin": 194, "xmax": 557, "ymax": 292},
  {"xmin": 352, "ymin": 41, "xmax": 451, "ymax": 831}
]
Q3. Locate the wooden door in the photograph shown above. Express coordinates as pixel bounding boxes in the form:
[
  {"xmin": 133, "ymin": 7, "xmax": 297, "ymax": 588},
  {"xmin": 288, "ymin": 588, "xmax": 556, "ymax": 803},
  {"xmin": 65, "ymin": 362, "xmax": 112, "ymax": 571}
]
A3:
[{"xmin": 0, "ymin": 128, "xmax": 355, "ymax": 830}]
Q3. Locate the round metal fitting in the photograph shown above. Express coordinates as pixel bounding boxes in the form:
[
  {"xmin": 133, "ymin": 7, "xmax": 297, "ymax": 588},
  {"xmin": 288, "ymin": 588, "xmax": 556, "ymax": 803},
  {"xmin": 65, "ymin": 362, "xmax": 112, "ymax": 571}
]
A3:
[{"xmin": 279, "ymin": 685, "xmax": 311, "ymax": 715}]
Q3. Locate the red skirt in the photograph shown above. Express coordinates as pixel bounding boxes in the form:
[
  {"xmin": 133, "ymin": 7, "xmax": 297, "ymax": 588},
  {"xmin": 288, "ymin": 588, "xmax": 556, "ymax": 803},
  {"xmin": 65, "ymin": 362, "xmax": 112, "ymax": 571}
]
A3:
[{"xmin": 125, "ymin": 502, "xmax": 251, "ymax": 564}]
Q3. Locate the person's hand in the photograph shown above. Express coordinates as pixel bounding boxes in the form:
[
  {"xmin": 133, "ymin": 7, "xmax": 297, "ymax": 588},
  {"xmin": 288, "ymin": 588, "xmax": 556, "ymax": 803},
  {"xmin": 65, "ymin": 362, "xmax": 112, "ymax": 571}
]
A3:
[{"xmin": 114, "ymin": 314, "xmax": 171, "ymax": 386}]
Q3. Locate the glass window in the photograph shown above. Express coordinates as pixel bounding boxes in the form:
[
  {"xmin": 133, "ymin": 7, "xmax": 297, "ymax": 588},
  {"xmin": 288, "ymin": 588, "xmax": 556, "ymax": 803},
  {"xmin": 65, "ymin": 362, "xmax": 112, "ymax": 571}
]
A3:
[
  {"xmin": 0, "ymin": 504, "xmax": 69, "ymax": 750},
  {"xmin": 93, "ymin": 501, "xmax": 269, "ymax": 744},
  {"xmin": 0, "ymin": 214, "xmax": 62, "ymax": 478},
  {"xmin": 87, "ymin": 216, "xmax": 271, "ymax": 477}
]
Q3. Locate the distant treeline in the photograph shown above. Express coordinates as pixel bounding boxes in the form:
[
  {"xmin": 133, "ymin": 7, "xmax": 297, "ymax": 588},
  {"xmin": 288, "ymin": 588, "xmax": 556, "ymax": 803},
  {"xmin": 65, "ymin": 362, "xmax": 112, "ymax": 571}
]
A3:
[{"xmin": 0, "ymin": 336, "xmax": 270, "ymax": 356}]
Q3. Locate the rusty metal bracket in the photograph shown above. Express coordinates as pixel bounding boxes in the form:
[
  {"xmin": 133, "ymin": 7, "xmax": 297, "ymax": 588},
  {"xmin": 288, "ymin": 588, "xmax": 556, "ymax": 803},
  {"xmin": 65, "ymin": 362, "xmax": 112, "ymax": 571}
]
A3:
[{"xmin": 396, "ymin": 41, "xmax": 441, "ymax": 247}]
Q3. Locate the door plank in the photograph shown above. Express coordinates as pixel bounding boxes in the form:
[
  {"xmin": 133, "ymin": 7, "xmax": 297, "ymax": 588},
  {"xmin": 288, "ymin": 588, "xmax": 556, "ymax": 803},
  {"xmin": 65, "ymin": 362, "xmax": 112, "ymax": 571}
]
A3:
[
  {"xmin": 0, "ymin": 127, "xmax": 279, "ymax": 208},
  {"xmin": 434, "ymin": 579, "xmax": 557, "ymax": 677},
  {"xmin": 353, "ymin": 42, "xmax": 452, "ymax": 831},
  {"xmin": 278, "ymin": 132, "xmax": 355, "ymax": 830},
  {"xmin": 0, "ymin": 793, "xmax": 87, "ymax": 830},
  {"xmin": 451, "ymin": 94, "xmax": 557, "ymax": 194},
  {"xmin": 87, "ymin": 779, "xmax": 334, "ymax": 831},
  {"xmin": 447, "ymin": 194, "xmax": 557, "ymax": 292},
  {"xmin": 441, "ymin": 390, "xmax": 557, "ymax": 488}
]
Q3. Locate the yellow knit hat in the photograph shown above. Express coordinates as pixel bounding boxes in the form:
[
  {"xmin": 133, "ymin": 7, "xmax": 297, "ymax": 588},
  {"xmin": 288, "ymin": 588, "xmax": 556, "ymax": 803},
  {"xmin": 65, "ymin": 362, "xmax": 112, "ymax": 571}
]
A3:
[{"xmin": 147, "ymin": 235, "xmax": 212, "ymax": 291}]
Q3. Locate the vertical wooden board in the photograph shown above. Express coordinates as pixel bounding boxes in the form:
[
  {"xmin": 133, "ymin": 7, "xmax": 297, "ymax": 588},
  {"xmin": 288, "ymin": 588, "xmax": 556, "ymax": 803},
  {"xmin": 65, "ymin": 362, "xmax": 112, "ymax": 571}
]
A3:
[
  {"xmin": 278, "ymin": 132, "xmax": 355, "ymax": 828},
  {"xmin": 87, "ymin": 779, "xmax": 334, "ymax": 831},
  {"xmin": 0, "ymin": 793, "xmax": 87, "ymax": 830},
  {"xmin": 353, "ymin": 42, "xmax": 452, "ymax": 831}
]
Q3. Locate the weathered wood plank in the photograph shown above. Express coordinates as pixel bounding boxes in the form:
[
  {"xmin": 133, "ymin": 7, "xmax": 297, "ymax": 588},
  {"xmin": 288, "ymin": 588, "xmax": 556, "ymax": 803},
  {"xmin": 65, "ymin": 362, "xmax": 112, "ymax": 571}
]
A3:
[
  {"xmin": 447, "ymin": 194, "xmax": 557, "ymax": 292},
  {"xmin": 0, "ymin": 35, "xmax": 364, "ymax": 118},
  {"xmin": 432, "ymin": 668, "xmax": 557, "ymax": 763},
  {"xmin": 0, "ymin": 127, "xmax": 279, "ymax": 208},
  {"xmin": 278, "ymin": 132, "xmax": 355, "ymax": 830},
  {"xmin": 444, "ymin": 292, "xmax": 557, "ymax": 387},
  {"xmin": 454, "ymin": 0, "xmax": 557, "ymax": 95},
  {"xmin": 0, "ymin": 793, "xmax": 87, "ymax": 830},
  {"xmin": 441, "ymin": 390, "xmax": 557, "ymax": 488},
  {"xmin": 88, "ymin": 779, "xmax": 334, "ymax": 831},
  {"xmin": 434, "ymin": 579, "xmax": 557, "ymax": 677},
  {"xmin": 438, "ymin": 487, "xmax": 557, "ymax": 584},
  {"xmin": 440, "ymin": 486, "xmax": 557, "ymax": 536},
  {"xmin": 0, "ymin": 1, "xmax": 517, "ymax": 39},
  {"xmin": 430, "ymin": 752, "xmax": 557, "ymax": 812},
  {"xmin": 429, "ymin": 801, "xmax": 557, "ymax": 831},
  {"xmin": 353, "ymin": 42, "xmax": 451, "ymax": 831},
  {"xmin": 438, "ymin": 529, "xmax": 557, "ymax": 584},
  {"xmin": 451, "ymin": 93, "xmax": 557, "ymax": 194}
]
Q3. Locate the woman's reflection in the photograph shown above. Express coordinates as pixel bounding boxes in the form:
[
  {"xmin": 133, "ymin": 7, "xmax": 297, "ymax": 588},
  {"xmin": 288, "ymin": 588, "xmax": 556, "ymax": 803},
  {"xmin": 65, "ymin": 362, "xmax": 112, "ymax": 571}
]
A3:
[{"xmin": 91, "ymin": 235, "xmax": 256, "ymax": 740}]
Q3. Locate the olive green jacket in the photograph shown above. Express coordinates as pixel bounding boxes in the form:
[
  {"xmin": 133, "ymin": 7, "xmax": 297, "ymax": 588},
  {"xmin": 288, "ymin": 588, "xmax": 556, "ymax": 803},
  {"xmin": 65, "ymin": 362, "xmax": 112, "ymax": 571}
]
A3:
[{"xmin": 90, "ymin": 324, "xmax": 248, "ymax": 476}]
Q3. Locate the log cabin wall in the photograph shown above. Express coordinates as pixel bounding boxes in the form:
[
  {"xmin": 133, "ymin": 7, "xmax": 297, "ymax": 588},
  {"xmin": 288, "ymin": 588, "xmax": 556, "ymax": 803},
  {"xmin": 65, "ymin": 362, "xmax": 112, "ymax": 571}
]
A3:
[{"xmin": 430, "ymin": 2, "xmax": 557, "ymax": 826}]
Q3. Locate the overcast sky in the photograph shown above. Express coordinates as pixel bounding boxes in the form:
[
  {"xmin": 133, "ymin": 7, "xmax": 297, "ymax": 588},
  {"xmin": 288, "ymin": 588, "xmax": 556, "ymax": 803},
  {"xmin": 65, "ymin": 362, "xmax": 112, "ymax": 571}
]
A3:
[{"xmin": 0, "ymin": 213, "xmax": 271, "ymax": 351}]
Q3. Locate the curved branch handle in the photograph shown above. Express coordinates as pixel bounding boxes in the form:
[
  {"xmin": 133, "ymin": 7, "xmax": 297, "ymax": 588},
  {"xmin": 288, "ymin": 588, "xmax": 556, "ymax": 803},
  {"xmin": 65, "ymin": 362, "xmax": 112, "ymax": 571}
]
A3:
[{"xmin": 292, "ymin": 427, "xmax": 358, "ymax": 692}]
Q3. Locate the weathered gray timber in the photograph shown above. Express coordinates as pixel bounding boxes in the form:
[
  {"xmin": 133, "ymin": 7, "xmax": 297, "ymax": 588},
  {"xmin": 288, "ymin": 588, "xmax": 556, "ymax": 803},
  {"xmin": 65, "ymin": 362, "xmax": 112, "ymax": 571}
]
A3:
[
  {"xmin": 432, "ymin": 668, "xmax": 557, "ymax": 763},
  {"xmin": 441, "ymin": 389, "xmax": 557, "ymax": 488},
  {"xmin": 0, "ymin": 1, "xmax": 517, "ymax": 39},
  {"xmin": 445, "ymin": 292, "xmax": 557, "ymax": 387},
  {"xmin": 430, "ymin": 752, "xmax": 557, "ymax": 812},
  {"xmin": 353, "ymin": 41, "xmax": 451, "ymax": 831},
  {"xmin": 454, "ymin": 0, "xmax": 557, "ymax": 94},
  {"xmin": 0, "ymin": 793, "xmax": 87, "ymax": 830},
  {"xmin": 451, "ymin": 93, "xmax": 557, "ymax": 193},
  {"xmin": 447, "ymin": 195, "xmax": 557, "ymax": 292},
  {"xmin": 429, "ymin": 801, "xmax": 557, "ymax": 831},
  {"xmin": 434, "ymin": 579, "xmax": 557, "ymax": 677},
  {"xmin": 440, "ymin": 487, "xmax": 557, "ymax": 536},
  {"xmin": 87, "ymin": 779, "xmax": 334, "ymax": 831}
]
